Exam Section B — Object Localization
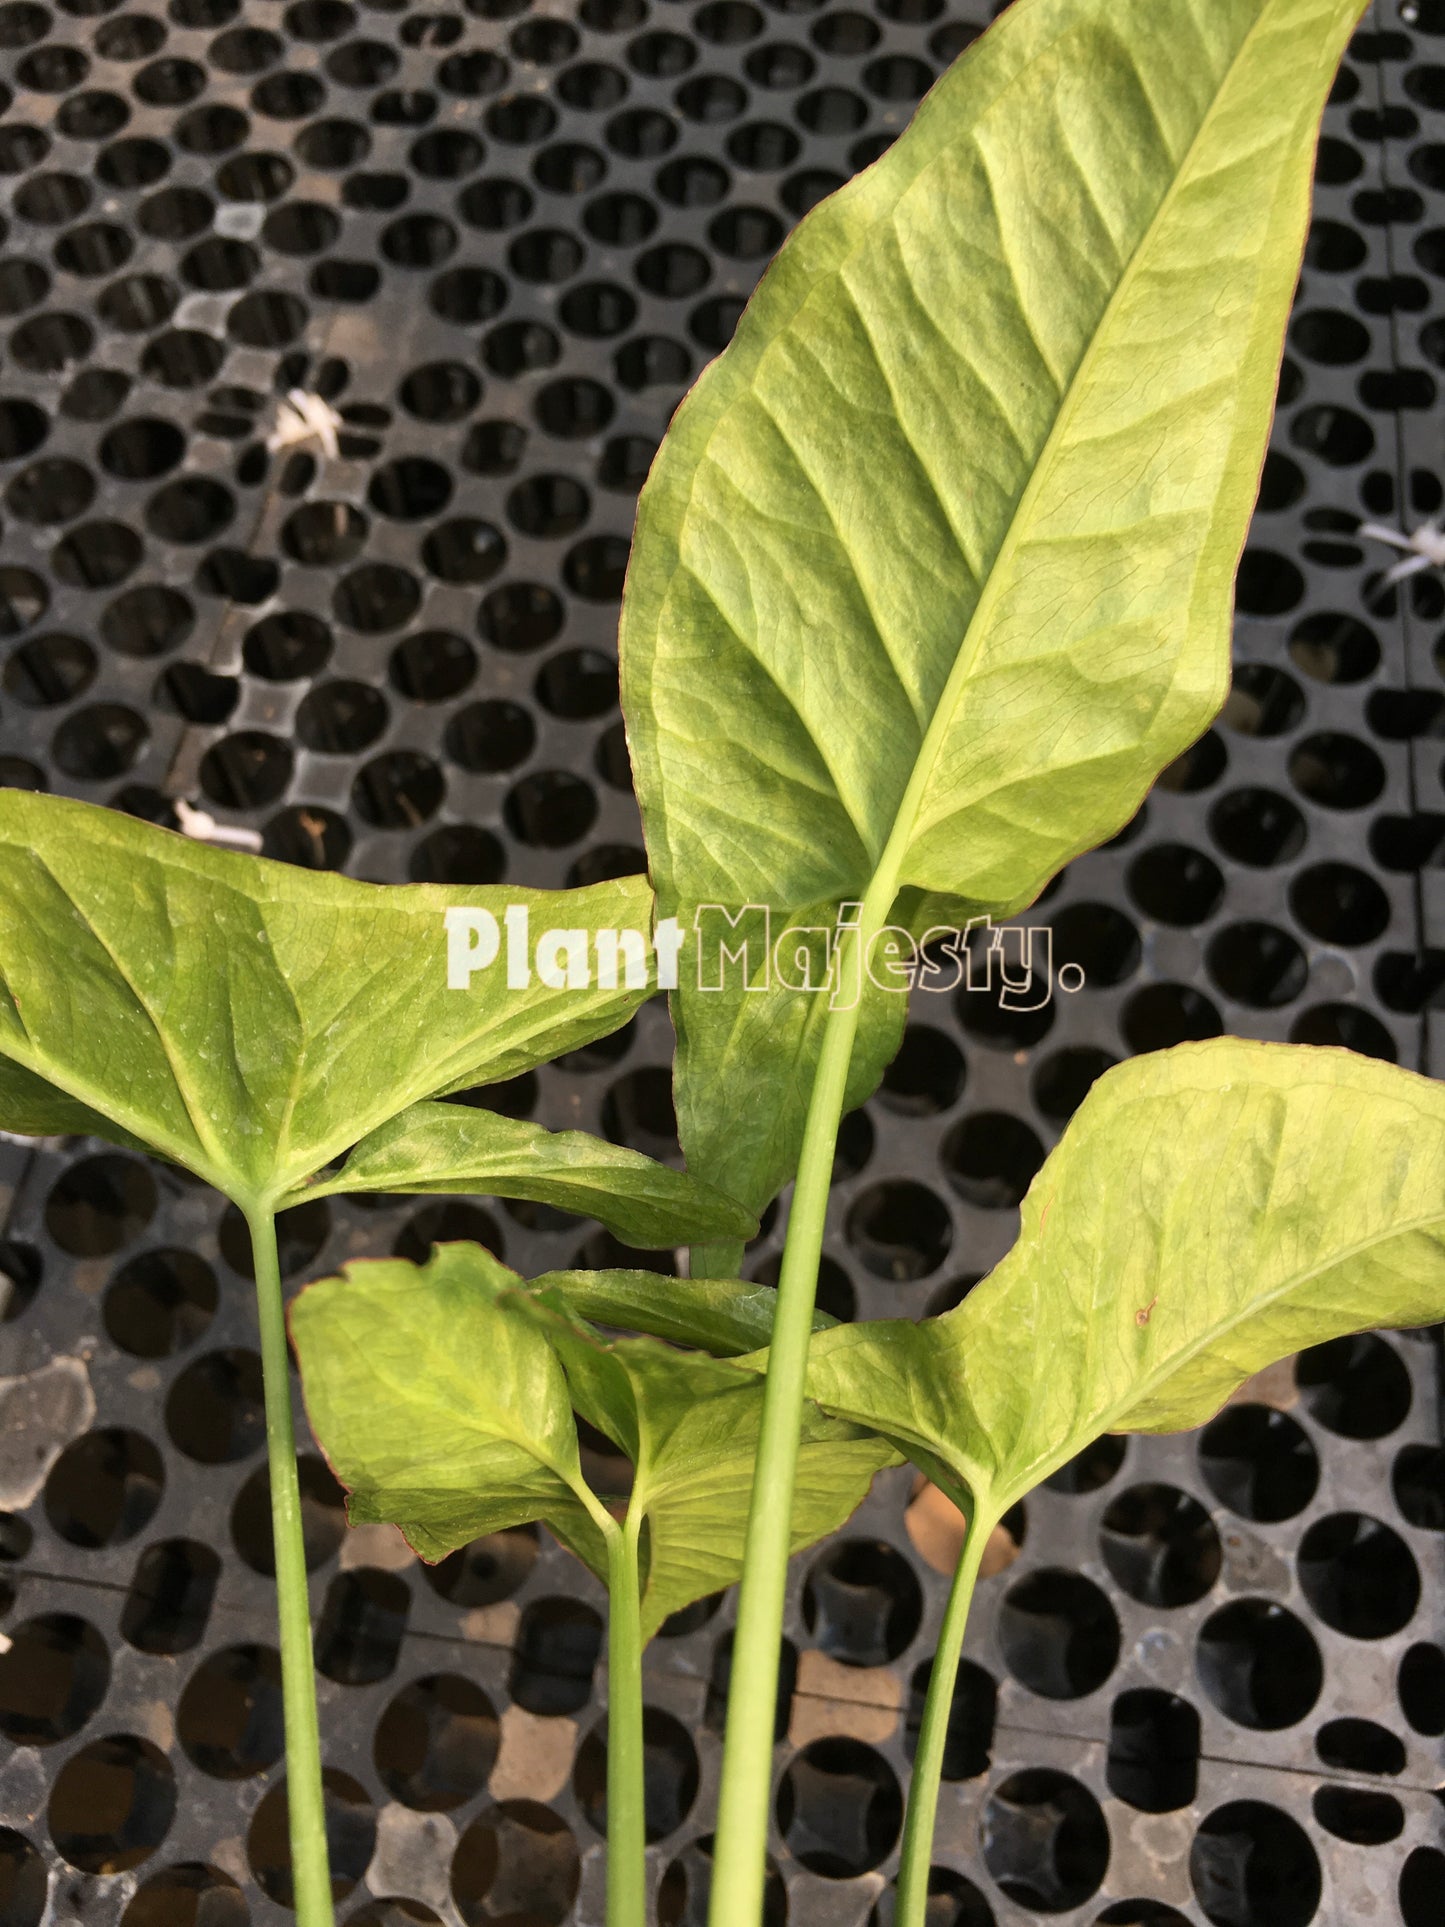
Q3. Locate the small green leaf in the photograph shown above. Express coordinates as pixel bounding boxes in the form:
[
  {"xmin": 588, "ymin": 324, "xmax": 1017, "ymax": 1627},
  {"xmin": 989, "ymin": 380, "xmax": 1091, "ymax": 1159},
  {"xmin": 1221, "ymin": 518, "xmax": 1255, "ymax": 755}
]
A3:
[
  {"xmin": 804, "ymin": 1040, "xmax": 1445, "ymax": 1521},
  {"xmin": 529, "ymin": 1268, "xmax": 838, "ymax": 1355},
  {"xmin": 621, "ymin": 0, "xmax": 1367, "ymax": 1217},
  {"xmin": 289, "ymin": 1243, "xmax": 610, "ymax": 1571},
  {"xmin": 525, "ymin": 1291, "xmax": 898, "ymax": 1639},
  {"xmin": 0, "ymin": 791, "xmax": 653, "ymax": 1206},
  {"xmin": 294, "ymin": 1239, "xmax": 895, "ymax": 1634},
  {"xmin": 302, "ymin": 1101, "xmax": 756, "ymax": 1247}
]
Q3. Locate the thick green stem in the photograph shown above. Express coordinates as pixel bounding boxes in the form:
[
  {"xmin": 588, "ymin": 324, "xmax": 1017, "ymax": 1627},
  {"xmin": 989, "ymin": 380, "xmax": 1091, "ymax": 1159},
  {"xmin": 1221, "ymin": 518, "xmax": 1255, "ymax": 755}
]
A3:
[
  {"xmin": 247, "ymin": 1206, "xmax": 335, "ymax": 1927},
  {"xmin": 602, "ymin": 1509, "xmax": 648, "ymax": 1927},
  {"xmin": 707, "ymin": 928, "xmax": 867, "ymax": 1927},
  {"xmin": 894, "ymin": 1513, "xmax": 991, "ymax": 1927}
]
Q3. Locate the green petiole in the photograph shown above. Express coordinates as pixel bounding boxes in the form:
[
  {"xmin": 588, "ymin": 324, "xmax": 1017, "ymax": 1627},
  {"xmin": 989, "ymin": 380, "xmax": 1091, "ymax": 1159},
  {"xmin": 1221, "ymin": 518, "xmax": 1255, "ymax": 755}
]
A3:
[
  {"xmin": 247, "ymin": 1205, "xmax": 335, "ymax": 1927},
  {"xmin": 598, "ymin": 1506, "xmax": 649, "ymax": 1927},
  {"xmin": 705, "ymin": 919, "xmax": 872, "ymax": 1927},
  {"xmin": 892, "ymin": 1513, "xmax": 992, "ymax": 1927}
]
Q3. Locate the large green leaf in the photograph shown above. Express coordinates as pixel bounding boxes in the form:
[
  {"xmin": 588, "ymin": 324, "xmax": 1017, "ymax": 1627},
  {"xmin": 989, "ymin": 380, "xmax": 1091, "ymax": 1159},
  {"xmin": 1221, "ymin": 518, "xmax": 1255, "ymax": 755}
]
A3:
[
  {"xmin": 289, "ymin": 1245, "xmax": 610, "ymax": 1570},
  {"xmin": 522, "ymin": 1289, "xmax": 898, "ymax": 1639},
  {"xmin": 302, "ymin": 1101, "xmax": 755, "ymax": 1246},
  {"xmin": 801, "ymin": 1041, "xmax": 1445, "ymax": 1523},
  {"xmin": 0, "ymin": 791, "xmax": 654, "ymax": 1207},
  {"xmin": 620, "ymin": 0, "xmax": 1365, "ymax": 1218}
]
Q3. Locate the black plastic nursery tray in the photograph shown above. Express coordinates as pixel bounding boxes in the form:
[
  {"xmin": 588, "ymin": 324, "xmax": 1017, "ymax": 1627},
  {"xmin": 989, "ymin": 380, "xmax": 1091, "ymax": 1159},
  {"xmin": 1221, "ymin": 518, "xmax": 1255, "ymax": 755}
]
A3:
[{"xmin": 0, "ymin": 0, "xmax": 1441, "ymax": 1923}]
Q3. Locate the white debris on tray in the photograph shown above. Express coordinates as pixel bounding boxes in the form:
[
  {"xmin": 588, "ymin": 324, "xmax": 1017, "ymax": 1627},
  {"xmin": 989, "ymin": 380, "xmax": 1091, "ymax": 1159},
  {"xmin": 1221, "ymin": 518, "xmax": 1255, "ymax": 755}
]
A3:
[
  {"xmin": 174, "ymin": 798, "xmax": 263, "ymax": 853},
  {"xmin": 1358, "ymin": 516, "xmax": 1445, "ymax": 587},
  {"xmin": 266, "ymin": 389, "xmax": 343, "ymax": 459}
]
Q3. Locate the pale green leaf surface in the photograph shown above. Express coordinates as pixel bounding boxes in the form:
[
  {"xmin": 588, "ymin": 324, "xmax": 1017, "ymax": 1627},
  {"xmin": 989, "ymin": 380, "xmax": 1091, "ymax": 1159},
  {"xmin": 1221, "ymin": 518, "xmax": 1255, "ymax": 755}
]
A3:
[
  {"xmin": 802, "ymin": 1041, "xmax": 1445, "ymax": 1521},
  {"xmin": 0, "ymin": 1054, "xmax": 151, "ymax": 1154},
  {"xmin": 0, "ymin": 792, "xmax": 653, "ymax": 1204},
  {"xmin": 620, "ymin": 0, "xmax": 1365, "ymax": 1214},
  {"xmin": 304, "ymin": 1101, "xmax": 756, "ymax": 1246},
  {"xmin": 672, "ymin": 921, "xmax": 907, "ymax": 1248},
  {"xmin": 292, "ymin": 1243, "xmax": 892, "ymax": 1632},
  {"xmin": 526, "ymin": 1292, "xmax": 899, "ymax": 1638},
  {"xmin": 529, "ymin": 1268, "xmax": 838, "ymax": 1355},
  {"xmin": 289, "ymin": 1244, "xmax": 608, "ymax": 1571}
]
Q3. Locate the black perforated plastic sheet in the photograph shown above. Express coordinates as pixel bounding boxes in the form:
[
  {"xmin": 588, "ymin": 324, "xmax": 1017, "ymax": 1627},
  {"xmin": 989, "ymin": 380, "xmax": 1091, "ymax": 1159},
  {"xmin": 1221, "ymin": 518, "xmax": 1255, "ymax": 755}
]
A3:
[{"xmin": 0, "ymin": 1, "xmax": 1442, "ymax": 1923}]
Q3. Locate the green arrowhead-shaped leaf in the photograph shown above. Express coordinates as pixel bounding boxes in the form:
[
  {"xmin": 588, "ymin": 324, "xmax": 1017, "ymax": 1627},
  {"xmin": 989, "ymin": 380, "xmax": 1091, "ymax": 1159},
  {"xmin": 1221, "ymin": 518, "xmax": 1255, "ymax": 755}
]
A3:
[
  {"xmin": 620, "ymin": 0, "xmax": 1365, "ymax": 1217},
  {"xmin": 524, "ymin": 1291, "xmax": 898, "ymax": 1639},
  {"xmin": 291, "ymin": 1246, "xmax": 894, "ymax": 1634},
  {"xmin": 803, "ymin": 1041, "xmax": 1445, "ymax": 1525},
  {"xmin": 530, "ymin": 1268, "xmax": 838, "ymax": 1355},
  {"xmin": 0, "ymin": 790, "xmax": 653, "ymax": 1207},
  {"xmin": 302, "ymin": 1101, "xmax": 756, "ymax": 1247},
  {"xmin": 289, "ymin": 1244, "xmax": 610, "ymax": 1570}
]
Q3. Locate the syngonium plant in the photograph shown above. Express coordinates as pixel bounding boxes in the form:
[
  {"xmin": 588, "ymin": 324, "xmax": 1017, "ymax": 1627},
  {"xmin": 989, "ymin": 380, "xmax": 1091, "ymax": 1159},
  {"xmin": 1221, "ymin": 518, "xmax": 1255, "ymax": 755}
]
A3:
[
  {"xmin": 293, "ymin": 1039, "xmax": 1445, "ymax": 1927},
  {"xmin": 0, "ymin": 1, "xmax": 1430, "ymax": 1925},
  {"xmin": 613, "ymin": 0, "xmax": 1393, "ymax": 1915}
]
